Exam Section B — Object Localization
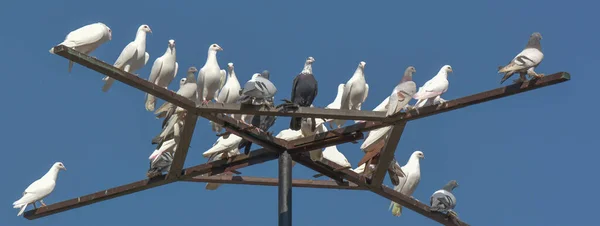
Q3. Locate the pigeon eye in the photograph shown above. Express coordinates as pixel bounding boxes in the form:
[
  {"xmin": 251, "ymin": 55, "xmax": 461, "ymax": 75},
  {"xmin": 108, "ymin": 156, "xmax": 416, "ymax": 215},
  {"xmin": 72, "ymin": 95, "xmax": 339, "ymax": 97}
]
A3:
[{"xmin": 212, "ymin": 44, "xmax": 216, "ymax": 47}]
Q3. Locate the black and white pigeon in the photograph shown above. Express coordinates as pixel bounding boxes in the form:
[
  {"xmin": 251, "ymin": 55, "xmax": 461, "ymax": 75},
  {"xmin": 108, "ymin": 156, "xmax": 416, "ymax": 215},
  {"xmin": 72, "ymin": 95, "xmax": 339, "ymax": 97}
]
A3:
[
  {"xmin": 282, "ymin": 57, "xmax": 317, "ymax": 131},
  {"xmin": 498, "ymin": 32, "xmax": 545, "ymax": 84},
  {"xmin": 430, "ymin": 180, "xmax": 459, "ymax": 214}
]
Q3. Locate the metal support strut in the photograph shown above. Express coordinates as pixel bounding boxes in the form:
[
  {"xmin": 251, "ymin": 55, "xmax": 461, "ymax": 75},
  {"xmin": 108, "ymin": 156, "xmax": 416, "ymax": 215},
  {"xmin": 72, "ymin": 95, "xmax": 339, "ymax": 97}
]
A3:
[{"xmin": 278, "ymin": 151, "xmax": 292, "ymax": 226}]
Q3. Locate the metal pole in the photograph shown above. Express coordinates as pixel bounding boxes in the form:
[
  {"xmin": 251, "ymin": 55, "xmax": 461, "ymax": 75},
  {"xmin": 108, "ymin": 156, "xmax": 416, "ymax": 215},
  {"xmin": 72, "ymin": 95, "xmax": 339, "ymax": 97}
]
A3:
[{"xmin": 278, "ymin": 151, "xmax": 292, "ymax": 226}]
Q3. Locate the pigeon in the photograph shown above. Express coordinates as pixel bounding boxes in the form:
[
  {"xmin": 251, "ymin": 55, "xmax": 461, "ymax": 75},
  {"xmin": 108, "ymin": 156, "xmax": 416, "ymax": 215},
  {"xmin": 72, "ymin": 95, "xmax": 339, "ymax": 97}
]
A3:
[
  {"xmin": 332, "ymin": 61, "xmax": 369, "ymax": 128},
  {"xmin": 145, "ymin": 39, "xmax": 178, "ymax": 112},
  {"xmin": 498, "ymin": 32, "xmax": 545, "ymax": 84},
  {"xmin": 322, "ymin": 145, "xmax": 351, "ymax": 168},
  {"xmin": 301, "ymin": 118, "xmax": 336, "ymax": 162},
  {"xmin": 360, "ymin": 67, "xmax": 417, "ymax": 152},
  {"xmin": 238, "ymin": 114, "xmax": 277, "ymax": 155},
  {"xmin": 324, "ymin": 84, "xmax": 345, "ymax": 128},
  {"xmin": 413, "ymin": 65, "xmax": 452, "ymax": 108},
  {"xmin": 154, "ymin": 67, "xmax": 198, "ymax": 121},
  {"xmin": 390, "ymin": 151, "xmax": 424, "ymax": 217},
  {"xmin": 430, "ymin": 180, "xmax": 459, "ymax": 214},
  {"xmin": 102, "ymin": 24, "xmax": 152, "ymax": 92},
  {"xmin": 13, "ymin": 162, "xmax": 67, "ymax": 216},
  {"xmin": 239, "ymin": 71, "xmax": 278, "ymax": 105},
  {"xmin": 204, "ymin": 149, "xmax": 241, "ymax": 190},
  {"xmin": 203, "ymin": 134, "xmax": 243, "ymax": 158},
  {"xmin": 197, "ymin": 44, "xmax": 224, "ymax": 106},
  {"xmin": 210, "ymin": 63, "xmax": 242, "ymax": 132},
  {"xmin": 50, "ymin": 22, "xmax": 112, "ymax": 73},
  {"xmin": 152, "ymin": 112, "xmax": 185, "ymax": 147},
  {"xmin": 351, "ymin": 163, "xmax": 375, "ymax": 175},
  {"xmin": 413, "ymin": 96, "xmax": 446, "ymax": 109},
  {"xmin": 147, "ymin": 139, "xmax": 177, "ymax": 178},
  {"xmin": 284, "ymin": 57, "xmax": 317, "ymax": 131}
]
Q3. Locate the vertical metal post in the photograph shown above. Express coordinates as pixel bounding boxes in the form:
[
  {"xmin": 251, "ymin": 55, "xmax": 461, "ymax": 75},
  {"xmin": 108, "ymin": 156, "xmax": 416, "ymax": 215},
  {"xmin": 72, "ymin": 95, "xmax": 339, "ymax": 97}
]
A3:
[{"xmin": 278, "ymin": 151, "xmax": 292, "ymax": 226}]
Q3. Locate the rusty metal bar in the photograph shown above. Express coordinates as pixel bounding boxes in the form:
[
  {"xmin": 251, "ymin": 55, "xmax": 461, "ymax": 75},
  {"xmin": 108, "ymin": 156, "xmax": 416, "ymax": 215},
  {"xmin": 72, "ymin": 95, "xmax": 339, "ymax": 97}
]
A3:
[
  {"xmin": 165, "ymin": 113, "xmax": 198, "ymax": 180},
  {"xmin": 370, "ymin": 123, "xmax": 407, "ymax": 186},
  {"xmin": 291, "ymin": 153, "xmax": 469, "ymax": 226},
  {"xmin": 288, "ymin": 72, "xmax": 570, "ymax": 148},
  {"xmin": 183, "ymin": 175, "xmax": 364, "ymax": 190},
  {"xmin": 23, "ymin": 148, "xmax": 279, "ymax": 220},
  {"xmin": 279, "ymin": 151, "xmax": 292, "ymax": 226},
  {"xmin": 51, "ymin": 45, "xmax": 196, "ymax": 111}
]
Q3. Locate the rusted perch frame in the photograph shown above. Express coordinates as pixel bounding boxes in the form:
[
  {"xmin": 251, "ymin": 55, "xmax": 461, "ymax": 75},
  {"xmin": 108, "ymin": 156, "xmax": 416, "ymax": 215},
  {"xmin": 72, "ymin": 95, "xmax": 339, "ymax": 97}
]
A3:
[
  {"xmin": 370, "ymin": 123, "xmax": 407, "ymax": 186},
  {"xmin": 50, "ymin": 44, "xmax": 388, "ymax": 121},
  {"xmin": 183, "ymin": 175, "xmax": 365, "ymax": 190},
  {"xmin": 23, "ymin": 148, "xmax": 280, "ymax": 220},
  {"xmin": 292, "ymin": 153, "xmax": 469, "ymax": 226},
  {"xmin": 165, "ymin": 114, "xmax": 198, "ymax": 180},
  {"xmin": 287, "ymin": 71, "xmax": 571, "ymax": 149}
]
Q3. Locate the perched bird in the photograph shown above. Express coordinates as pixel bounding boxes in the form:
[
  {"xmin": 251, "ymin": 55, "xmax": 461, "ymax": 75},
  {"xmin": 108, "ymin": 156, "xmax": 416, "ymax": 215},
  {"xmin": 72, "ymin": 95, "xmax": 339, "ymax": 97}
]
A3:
[
  {"xmin": 413, "ymin": 96, "xmax": 446, "ymax": 109},
  {"xmin": 390, "ymin": 151, "xmax": 424, "ymax": 217},
  {"xmin": 275, "ymin": 129, "xmax": 304, "ymax": 168},
  {"xmin": 239, "ymin": 71, "xmax": 278, "ymax": 105},
  {"xmin": 284, "ymin": 57, "xmax": 317, "ymax": 131},
  {"xmin": 322, "ymin": 145, "xmax": 351, "ymax": 168},
  {"xmin": 413, "ymin": 65, "xmax": 452, "ymax": 108},
  {"xmin": 154, "ymin": 67, "xmax": 198, "ymax": 121},
  {"xmin": 238, "ymin": 114, "xmax": 277, "ymax": 155},
  {"xmin": 197, "ymin": 44, "xmax": 224, "ymax": 106},
  {"xmin": 102, "ymin": 24, "xmax": 152, "ymax": 92},
  {"xmin": 147, "ymin": 139, "xmax": 177, "ymax": 178},
  {"xmin": 203, "ymin": 134, "xmax": 243, "ymax": 158},
  {"xmin": 430, "ymin": 180, "xmax": 459, "ymax": 214},
  {"xmin": 498, "ymin": 32, "xmax": 545, "ymax": 84},
  {"xmin": 13, "ymin": 162, "xmax": 67, "ymax": 216},
  {"xmin": 50, "ymin": 22, "xmax": 112, "ymax": 73},
  {"xmin": 324, "ymin": 84, "xmax": 345, "ymax": 128},
  {"xmin": 300, "ymin": 118, "xmax": 350, "ymax": 164},
  {"xmin": 360, "ymin": 67, "xmax": 417, "ymax": 153},
  {"xmin": 145, "ymin": 39, "xmax": 178, "ymax": 112},
  {"xmin": 332, "ymin": 61, "xmax": 369, "ymax": 128},
  {"xmin": 210, "ymin": 63, "xmax": 242, "ymax": 132}
]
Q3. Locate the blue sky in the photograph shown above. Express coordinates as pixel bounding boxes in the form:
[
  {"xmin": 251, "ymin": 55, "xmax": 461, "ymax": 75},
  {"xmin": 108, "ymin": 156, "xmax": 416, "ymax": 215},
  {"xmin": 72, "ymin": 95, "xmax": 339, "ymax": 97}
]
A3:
[{"xmin": 1, "ymin": 0, "xmax": 596, "ymax": 225}]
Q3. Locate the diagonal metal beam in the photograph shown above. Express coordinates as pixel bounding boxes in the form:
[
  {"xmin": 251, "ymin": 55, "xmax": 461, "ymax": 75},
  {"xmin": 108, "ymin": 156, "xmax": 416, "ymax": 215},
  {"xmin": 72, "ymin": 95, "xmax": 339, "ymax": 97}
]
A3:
[
  {"xmin": 165, "ymin": 113, "xmax": 198, "ymax": 180},
  {"xmin": 183, "ymin": 175, "xmax": 365, "ymax": 190},
  {"xmin": 23, "ymin": 148, "xmax": 279, "ymax": 220},
  {"xmin": 370, "ymin": 122, "xmax": 407, "ymax": 186},
  {"xmin": 291, "ymin": 153, "xmax": 469, "ymax": 226},
  {"xmin": 51, "ymin": 45, "xmax": 196, "ymax": 111},
  {"xmin": 288, "ymin": 72, "xmax": 571, "ymax": 148}
]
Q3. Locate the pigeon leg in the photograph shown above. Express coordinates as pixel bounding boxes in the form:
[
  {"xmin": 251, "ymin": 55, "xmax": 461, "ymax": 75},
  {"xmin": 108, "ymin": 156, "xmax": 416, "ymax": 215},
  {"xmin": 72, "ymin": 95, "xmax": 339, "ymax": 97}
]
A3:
[
  {"xmin": 527, "ymin": 67, "xmax": 545, "ymax": 79},
  {"xmin": 40, "ymin": 200, "xmax": 47, "ymax": 207},
  {"xmin": 448, "ymin": 210, "xmax": 459, "ymax": 218},
  {"xmin": 429, "ymin": 206, "xmax": 440, "ymax": 212},
  {"xmin": 513, "ymin": 72, "xmax": 527, "ymax": 84},
  {"xmin": 33, "ymin": 202, "xmax": 37, "ymax": 209},
  {"xmin": 201, "ymin": 99, "xmax": 210, "ymax": 106}
]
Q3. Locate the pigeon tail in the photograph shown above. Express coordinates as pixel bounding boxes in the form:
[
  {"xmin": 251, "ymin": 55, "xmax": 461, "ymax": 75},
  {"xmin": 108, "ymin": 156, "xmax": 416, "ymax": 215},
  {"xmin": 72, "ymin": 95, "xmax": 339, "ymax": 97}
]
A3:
[
  {"xmin": 102, "ymin": 77, "xmax": 115, "ymax": 92},
  {"xmin": 152, "ymin": 135, "xmax": 162, "ymax": 145},
  {"xmin": 390, "ymin": 202, "xmax": 403, "ymax": 216},
  {"xmin": 210, "ymin": 121, "xmax": 223, "ymax": 132},
  {"xmin": 499, "ymin": 72, "xmax": 515, "ymax": 84},
  {"xmin": 290, "ymin": 117, "xmax": 302, "ymax": 130},
  {"xmin": 16, "ymin": 203, "xmax": 27, "ymax": 216},
  {"xmin": 145, "ymin": 94, "xmax": 157, "ymax": 112},
  {"xmin": 238, "ymin": 139, "xmax": 253, "ymax": 154},
  {"xmin": 68, "ymin": 61, "xmax": 74, "ymax": 73},
  {"xmin": 49, "ymin": 47, "xmax": 56, "ymax": 54},
  {"xmin": 205, "ymin": 183, "xmax": 221, "ymax": 190}
]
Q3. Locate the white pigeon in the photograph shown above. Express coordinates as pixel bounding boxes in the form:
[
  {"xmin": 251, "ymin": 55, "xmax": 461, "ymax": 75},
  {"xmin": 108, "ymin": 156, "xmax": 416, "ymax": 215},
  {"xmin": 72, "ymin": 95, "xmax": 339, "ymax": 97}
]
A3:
[
  {"xmin": 498, "ymin": 32, "xmax": 545, "ymax": 84},
  {"xmin": 389, "ymin": 151, "xmax": 424, "ymax": 217},
  {"xmin": 50, "ymin": 22, "xmax": 112, "ymax": 73},
  {"xmin": 154, "ymin": 67, "xmax": 198, "ymax": 120},
  {"xmin": 202, "ymin": 134, "xmax": 243, "ymax": 158},
  {"xmin": 332, "ymin": 61, "xmax": 369, "ymax": 128},
  {"xmin": 321, "ymin": 145, "xmax": 351, "ymax": 168},
  {"xmin": 211, "ymin": 62, "xmax": 242, "ymax": 132},
  {"xmin": 102, "ymin": 24, "xmax": 152, "ymax": 92},
  {"xmin": 275, "ymin": 129, "xmax": 304, "ymax": 168},
  {"xmin": 13, "ymin": 162, "xmax": 67, "ymax": 216},
  {"xmin": 360, "ymin": 67, "xmax": 417, "ymax": 152},
  {"xmin": 413, "ymin": 65, "xmax": 452, "ymax": 108},
  {"xmin": 204, "ymin": 146, "xmax": 241, "ymax": 190},
  {"xmin": 351, "ymin": 163, "xmax": 375, "ymax": 176},
  {"xmin": 197, "ymin": 44, "xmax": 224, "ymax": 106},
  {"xmin": 149, "ymin": 138, "xmax": 177, "ymax": 163},
  {"xmin": 301, "ymin": 118, "xmax": 350, "ymax": 163},
  {"xmin": 145, "ymin": 39, "xmax": 178, "ymax": 112},
  {"xmin": 324, "ymin": 83, "xmax": 345, "ymax": 128}
]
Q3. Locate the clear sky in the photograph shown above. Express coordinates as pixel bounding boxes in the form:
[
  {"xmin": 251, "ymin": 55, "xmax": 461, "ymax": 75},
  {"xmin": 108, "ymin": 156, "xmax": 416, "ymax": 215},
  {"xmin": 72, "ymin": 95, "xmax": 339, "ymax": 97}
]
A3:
[{"xmin": 1, "ymin": 0, "xmax": 595, "ymax": 225}]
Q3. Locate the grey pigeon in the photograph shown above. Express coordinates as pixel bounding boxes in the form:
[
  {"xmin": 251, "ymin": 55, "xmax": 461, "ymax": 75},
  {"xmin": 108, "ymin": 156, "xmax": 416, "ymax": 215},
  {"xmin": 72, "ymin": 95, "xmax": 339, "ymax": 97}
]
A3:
[
  {"xmin": 498, "ymin": 32, "xmax": 545, "ymax": 84},
  {"xmin": 154, "ymin": 67, "xmax": 198, "ymax": 122},
  {"xmin": 387, "ymin": 66, "xmax": 417, "ymax": 116},
  {"xmin": 238, "ymin": 113, "xmax": 277, "ymax": 155},
  {"xmin": 239, "ymin": 71, "xmax": 277, "ymax": 105},
  {"xmin": 430, "ymin": 180, "xmax": 459, "ymax": 214},
  {"xmin": 283, "ymin": 57, "xmax": 317, "ymax": 131}
]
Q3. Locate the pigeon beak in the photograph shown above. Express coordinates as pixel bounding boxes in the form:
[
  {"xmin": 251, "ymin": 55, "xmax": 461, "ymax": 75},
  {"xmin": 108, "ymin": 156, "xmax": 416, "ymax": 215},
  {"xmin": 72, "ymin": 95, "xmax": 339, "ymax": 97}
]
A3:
[
  {"xmin": 148, "ymin": 28, "xmax": 153, "ymax": 34},
  {"xmin": 218, "ymin": 47, "xmax": 223, "ymax": 51},
  {"xmin": 448, "ymin": 68, "xmax": 453, "ymax": 73},
  {"xmin": 62, "ymin": 166, "xmax": 67, "ymax": 171}
]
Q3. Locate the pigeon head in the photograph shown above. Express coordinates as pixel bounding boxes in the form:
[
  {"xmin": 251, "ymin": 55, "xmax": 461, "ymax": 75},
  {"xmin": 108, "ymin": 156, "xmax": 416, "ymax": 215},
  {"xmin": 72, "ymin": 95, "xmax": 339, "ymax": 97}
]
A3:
[
  {"xmin": 400, "ymin": 66, "xmax": 416, "ymax": 82},
  {"xmin": 251, "ymin": 73, "xmax": 261, "ymax": 79},
  {"xmin": 104, "ymin": 24, "xmax": 112, "ymax": 40},
  {"xmin": 531, "ymin": 32, "xmax": 542, "ymax": 40},
  {"xmin": 526, "ymin": 32, "xmax": 543, "ymax": 50},
  {"xmin": 261, "ymin": 70, "xmax": 270, "ymax": 79},
  {"xmin": 306, "ymin": 56, "xmax": 315, "ymax": 64},
  {"xmin": 442, "ymin": 180, "xmax": 459, "ymax": 191},
  {"xmin": 359, "ymin": 61, "xmax": 366, "ymax": 69},
  {"xmin": 53, "ymin": 162, "xmax": 67, "ymax": 171},
  {"xmin": 412, "ymin": 150, "xmax": 425, "ymax": 159},
  {"xmin": 188, "ymin": 67, "xmax": 198, "ymax": 74},
  {"xmin": 442, "ymin": 65, "xmax": 453, "ymax": 73},
  {"xmin": 210, "ymin": 44, "xmax": 224, "ymax": 52},
  {"xmin": 168, "ymin": 39, "xmax": 176, "ymax": 49},
  {"xmin": 139, "ymin": 24, "xmax": 152, "ymax": 34},
  {"xmin": 227, "ymin": 62, "xmax": 234, "ymax": 69}
]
